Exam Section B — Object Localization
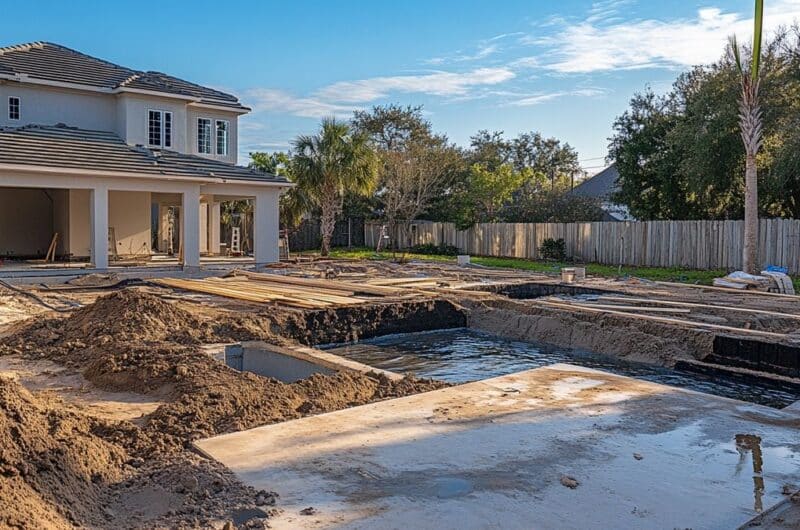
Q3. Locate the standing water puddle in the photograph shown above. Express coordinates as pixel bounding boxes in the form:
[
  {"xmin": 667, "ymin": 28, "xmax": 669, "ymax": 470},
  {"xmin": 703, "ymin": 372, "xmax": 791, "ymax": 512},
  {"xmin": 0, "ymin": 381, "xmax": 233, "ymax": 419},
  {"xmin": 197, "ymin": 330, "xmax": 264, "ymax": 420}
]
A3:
[{"xmin": 325, "ymin": 328, "xmax": 800, "ymax": 408}]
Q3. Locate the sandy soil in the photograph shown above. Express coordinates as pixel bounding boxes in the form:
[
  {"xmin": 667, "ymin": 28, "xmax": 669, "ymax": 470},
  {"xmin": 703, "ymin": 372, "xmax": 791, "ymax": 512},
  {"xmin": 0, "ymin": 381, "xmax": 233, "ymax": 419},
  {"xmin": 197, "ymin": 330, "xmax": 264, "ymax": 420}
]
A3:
[
  {"xmin": 3, "ymin": 260, "xmax": 800, "ymax": 528},
  {"xmin": 0, "ymin": 289, "xmax": 447, "ymax": 529}
]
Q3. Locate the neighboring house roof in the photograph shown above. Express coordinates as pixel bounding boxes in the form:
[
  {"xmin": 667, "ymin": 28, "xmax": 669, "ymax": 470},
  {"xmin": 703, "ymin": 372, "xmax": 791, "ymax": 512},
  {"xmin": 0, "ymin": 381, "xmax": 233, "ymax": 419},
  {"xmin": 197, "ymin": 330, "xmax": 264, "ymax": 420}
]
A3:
[
  {"xmin": 0, "ymin": 42, "xmax": 248, "ymax": 110},
  {"xmin": 0, "ymin": 125, "xmax": 287, "ymax": 184},
  {"xmin": 568, "ymin": 164, "xmax": 620, "ymax": 199}
]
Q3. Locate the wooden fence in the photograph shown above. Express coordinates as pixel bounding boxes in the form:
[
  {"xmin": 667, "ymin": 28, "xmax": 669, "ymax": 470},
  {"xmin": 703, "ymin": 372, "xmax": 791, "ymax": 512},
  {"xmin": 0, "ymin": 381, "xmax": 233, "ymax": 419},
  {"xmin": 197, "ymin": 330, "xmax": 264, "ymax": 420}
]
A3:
[{"xmin": 365, "ymin": 219, "xmax": 800, "ymax": 273}]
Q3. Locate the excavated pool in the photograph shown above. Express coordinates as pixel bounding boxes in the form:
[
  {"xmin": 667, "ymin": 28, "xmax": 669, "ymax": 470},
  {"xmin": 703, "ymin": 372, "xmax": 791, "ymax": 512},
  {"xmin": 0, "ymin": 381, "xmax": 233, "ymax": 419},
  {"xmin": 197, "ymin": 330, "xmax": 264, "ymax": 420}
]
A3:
[{"xmin": 325, "ymin": 328, "xmax": 800, "ymax": 408}]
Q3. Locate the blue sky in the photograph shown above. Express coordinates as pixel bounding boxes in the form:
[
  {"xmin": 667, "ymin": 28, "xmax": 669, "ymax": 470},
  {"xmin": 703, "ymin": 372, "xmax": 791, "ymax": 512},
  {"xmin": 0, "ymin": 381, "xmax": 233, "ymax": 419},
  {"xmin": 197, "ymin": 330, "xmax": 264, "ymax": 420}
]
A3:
[{"xmin": 4, "ymin": 0, "xmax": 799, "ymax": 172}]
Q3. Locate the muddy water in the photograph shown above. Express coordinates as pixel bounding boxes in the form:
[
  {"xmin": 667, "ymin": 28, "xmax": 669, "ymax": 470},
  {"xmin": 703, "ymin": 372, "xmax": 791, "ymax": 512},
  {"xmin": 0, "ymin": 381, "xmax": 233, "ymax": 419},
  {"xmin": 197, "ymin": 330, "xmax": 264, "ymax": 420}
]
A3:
[{"xmin": 326, "ymin": 328, "xmax": 800, "ymax": 408}]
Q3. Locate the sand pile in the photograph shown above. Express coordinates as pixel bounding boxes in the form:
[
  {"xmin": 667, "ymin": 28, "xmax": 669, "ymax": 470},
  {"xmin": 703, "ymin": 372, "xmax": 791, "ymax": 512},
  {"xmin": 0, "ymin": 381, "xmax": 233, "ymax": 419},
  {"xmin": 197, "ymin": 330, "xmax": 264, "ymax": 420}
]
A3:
[
  {"xmin": 0, "ymin": 375, "xmax": 275, "ymax": 529},
  {"xmin": 0, "ymin": 288, "xmax": 448, "ymax": 528},
  {"xmin": 148, "ymin": 370, "xmax": 447, "ymax": 446},
  {"xmin": 0, "ymin": 376, "xmax": 126, "ymax": 529},
  {"xmin": 1, "ymin": 289, "xmax": 290, "ymax": 358}
]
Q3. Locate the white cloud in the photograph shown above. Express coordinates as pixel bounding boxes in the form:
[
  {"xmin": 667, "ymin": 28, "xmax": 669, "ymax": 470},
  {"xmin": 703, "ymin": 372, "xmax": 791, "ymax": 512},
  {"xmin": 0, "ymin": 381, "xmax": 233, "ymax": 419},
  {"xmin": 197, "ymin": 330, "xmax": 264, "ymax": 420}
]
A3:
[
  {"xmin": 509, "ymin": 88, "xmax": 606, "ymax": 106},
  {"xmin": 425, "ymin": 32, "xmax": 524, "ymax": 65},
  {"xmin": 314, "ymin": 67, "xmax": 516, "ymax": 103},
  {"xmin": 536, "ymin": 0, "xmax": 800, "ymax": 73},
  {"xmin": 509, "ymin": 56, "xmax": 540, "ymax": 69},
  {"xmin": 244, "ymin": 88, "xmax": 356, "ymax": 118}
]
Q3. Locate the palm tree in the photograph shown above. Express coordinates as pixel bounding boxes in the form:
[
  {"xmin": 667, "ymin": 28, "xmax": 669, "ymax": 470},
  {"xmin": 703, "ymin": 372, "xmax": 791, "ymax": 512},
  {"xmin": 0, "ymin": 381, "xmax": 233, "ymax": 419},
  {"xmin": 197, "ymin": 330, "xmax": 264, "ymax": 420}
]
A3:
[
  {"xmin": 292, "ymin": 118, "xmax": 378, "ymax": 256},
  {"xmin": 731, "ymin": 0, "xmax": 764, "ymax": 273}
]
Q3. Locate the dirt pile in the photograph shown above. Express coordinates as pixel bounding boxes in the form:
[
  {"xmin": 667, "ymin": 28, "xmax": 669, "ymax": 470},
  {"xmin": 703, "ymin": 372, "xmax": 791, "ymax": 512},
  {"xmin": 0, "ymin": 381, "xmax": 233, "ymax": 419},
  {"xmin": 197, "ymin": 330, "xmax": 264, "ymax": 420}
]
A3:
[
  {"xmin": 1, "ymin": 289, "xmax": 291, "ymax": 358},
  {"xmin": 0, "ymin": 375, "xmax": 274, "ymax": 529},
  {"xmin": 148, "ymin": 370, "xmax": 447, "ymax": 445},
  {"xmin": 0, "ymin": 376, "xmax": 126, "ymax": 529},
  {"xmin": 0, "ymin": 288, "xmax": 448, "ymax": 528}
]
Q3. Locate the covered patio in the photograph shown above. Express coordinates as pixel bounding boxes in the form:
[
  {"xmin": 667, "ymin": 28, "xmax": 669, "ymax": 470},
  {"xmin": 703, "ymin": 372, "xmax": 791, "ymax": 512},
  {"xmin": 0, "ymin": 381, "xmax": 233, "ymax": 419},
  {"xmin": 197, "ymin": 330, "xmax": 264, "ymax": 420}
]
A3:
[{"xmin": 0, "ymin": 125, "xmax": 289, "ymax": 275}]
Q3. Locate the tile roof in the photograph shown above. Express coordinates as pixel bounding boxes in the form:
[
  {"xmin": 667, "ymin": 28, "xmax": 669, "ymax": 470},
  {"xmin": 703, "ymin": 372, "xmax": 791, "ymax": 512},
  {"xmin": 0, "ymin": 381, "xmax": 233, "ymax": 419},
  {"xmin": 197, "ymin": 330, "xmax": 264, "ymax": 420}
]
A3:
[
  {"xmin": 0, "ymin": 125, "xmax": 287, "ymax": 184},
  {"xmin": 0, "ymin": 42, "xmax": 248, "ymax": 110}
]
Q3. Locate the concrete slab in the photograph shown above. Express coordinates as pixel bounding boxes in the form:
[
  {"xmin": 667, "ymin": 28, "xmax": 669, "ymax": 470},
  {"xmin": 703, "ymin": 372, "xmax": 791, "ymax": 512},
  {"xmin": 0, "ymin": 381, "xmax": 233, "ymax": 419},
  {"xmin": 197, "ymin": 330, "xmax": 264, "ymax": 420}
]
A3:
[{"xmin": 195, "ymin": 364, "xmax": 800, "ymax": 530}]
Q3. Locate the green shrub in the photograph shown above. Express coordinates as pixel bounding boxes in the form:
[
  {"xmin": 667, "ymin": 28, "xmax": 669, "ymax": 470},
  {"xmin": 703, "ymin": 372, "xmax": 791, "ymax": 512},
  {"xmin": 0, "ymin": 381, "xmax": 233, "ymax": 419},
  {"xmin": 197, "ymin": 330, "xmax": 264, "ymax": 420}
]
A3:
[
  {"xmin": 539, "ymin": 238, "xmax": 566, "ymax": 261},
  {"xmin": 409, "ymin": 244, "xmax": 460, "ymax": 256}
]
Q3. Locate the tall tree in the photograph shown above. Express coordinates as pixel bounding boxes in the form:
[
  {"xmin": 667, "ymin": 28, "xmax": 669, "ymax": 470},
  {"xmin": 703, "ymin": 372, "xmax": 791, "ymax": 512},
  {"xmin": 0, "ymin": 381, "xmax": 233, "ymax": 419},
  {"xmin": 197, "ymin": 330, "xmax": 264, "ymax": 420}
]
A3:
[
  {"xmin": 353, "ymin": 105, "xmax": 463, "ymax": 249},
  {"xmin": 511, "ymin": 132, "xmax": 580, "ymax": 190},
  {"xmin": 457, "ymin": 163, "xmax": 527, "ymax": 228},
  {"xmin": 610, "ymin": 27, "xmax": 798, "ymax": 223},
  {"xmin": 292, "ymin": 118, "xmax": 378, "ymax": 256},
  {"xmin": 731, "ymin": 0, "xmax": 765, "ymax": 273},
  {"xmin": 352, "ymin": 104, "xmax": 430, "ymax": 151}
]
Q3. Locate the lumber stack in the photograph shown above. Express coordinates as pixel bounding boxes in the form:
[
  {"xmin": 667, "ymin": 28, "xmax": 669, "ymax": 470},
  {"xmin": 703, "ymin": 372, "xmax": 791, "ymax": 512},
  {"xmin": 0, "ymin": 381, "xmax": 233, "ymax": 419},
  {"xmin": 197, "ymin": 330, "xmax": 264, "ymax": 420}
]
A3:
[{"xmin": 151, "ymin": 271, "xmax": 455, "ymax": 309}]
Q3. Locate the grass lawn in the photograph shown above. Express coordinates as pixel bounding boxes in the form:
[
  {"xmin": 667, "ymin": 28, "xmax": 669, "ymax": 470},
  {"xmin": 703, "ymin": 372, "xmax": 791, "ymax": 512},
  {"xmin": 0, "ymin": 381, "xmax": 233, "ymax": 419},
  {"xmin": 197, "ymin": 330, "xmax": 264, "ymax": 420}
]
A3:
[{"xmin": 319, "ymin": 247, "xmax": 728, "ymax": 285}]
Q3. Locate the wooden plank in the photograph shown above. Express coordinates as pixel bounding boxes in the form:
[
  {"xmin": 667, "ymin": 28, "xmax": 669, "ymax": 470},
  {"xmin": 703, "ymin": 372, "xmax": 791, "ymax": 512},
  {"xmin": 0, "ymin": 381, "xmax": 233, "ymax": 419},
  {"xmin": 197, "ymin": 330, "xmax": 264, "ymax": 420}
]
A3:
[
  {"xmin": 598, "ymin": 295, "xmax": 800, "ymax": 320},
  {"xmin": 153, "ymin": 278, "xmax": 325, "ymax": 309},
  {"xmin": 566, "ymin": 302, "xmax": 692, "ymax": 314},
  {"xmin": 366, "ymin": 277, "xmax": 445, "ymax": 286},
  {"xmin": 653, "ymin": 280, "xmax": 800, "ymax": 299},
  {"xmin": 215, "ymin": 276, "xmax": 358, "ymax": 297},
  {"xmin": 230, "ymin": 270, "xmax": 403, "ymax": 296},
  {"xmin": 211, "ymin": 279, "xmax": 366, "ymax": 305}
]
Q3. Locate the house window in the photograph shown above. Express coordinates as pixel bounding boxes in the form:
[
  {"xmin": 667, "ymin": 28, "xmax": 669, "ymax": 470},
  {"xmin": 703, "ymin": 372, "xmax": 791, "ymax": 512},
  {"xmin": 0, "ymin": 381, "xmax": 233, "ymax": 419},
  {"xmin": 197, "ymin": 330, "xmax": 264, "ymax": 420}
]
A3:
[
  {"xmin": 8, "ymin": 97, "xmax": 20, "ymax": 120},
  {"xmin": 216, "ymin": 120, "xmax": 229, "ymax": 156},
  {"xmin": 197, "ymin": 118, "xmax": 211, "ymax": 154},
  {"xmin": 164, "ymin": 112, "xmax": 172, "ymax": 148},
  {"xmin": 147, "ymin": 110, "xmax": 172, "ymax": 148}
]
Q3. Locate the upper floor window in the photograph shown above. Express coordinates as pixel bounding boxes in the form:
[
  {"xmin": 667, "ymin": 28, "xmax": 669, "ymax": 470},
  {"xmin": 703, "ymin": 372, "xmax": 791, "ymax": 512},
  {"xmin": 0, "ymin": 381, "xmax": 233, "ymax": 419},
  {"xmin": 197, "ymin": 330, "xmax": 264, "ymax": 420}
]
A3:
[
  {"xmin": 215, "ymin": 120, "xmax": 229, "ymax": 156},
  {"xmin": 8, "ymin": 97, "xmax": 20, "ymax": 120},
  {"xmin": 197, "ymin": 118, "xmax": 212, "ymax": 154},
  {"xmin": 148, "ymin": 110, "xmax": 172, "ymax": 148}
]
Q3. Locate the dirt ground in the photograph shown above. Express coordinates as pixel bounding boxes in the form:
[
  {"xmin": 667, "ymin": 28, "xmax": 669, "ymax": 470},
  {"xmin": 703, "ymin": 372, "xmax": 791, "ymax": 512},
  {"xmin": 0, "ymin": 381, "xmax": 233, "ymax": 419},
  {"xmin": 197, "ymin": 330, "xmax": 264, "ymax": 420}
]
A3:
[
  {"xmin": 2, "ymin": 260, "xmax": 800, "ymax": 528},
  {"xmin": 0, "ymin": 289, "xmax": 447, "ymax": 529}
]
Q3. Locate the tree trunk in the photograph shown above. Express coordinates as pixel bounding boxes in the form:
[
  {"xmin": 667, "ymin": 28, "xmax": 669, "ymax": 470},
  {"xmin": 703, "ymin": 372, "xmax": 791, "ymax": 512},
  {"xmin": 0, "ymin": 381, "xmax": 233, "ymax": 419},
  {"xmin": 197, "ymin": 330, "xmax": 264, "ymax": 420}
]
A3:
[
  {"xmin": 319, "ymin": 203, "xmax": 336, "ymax": 257},
  {"xmin": 319, "ymin": 183, "xmax": 341, "ymax": 257},
  {"xmin": 743, "ymin": 153, "xmax": 759, "ymax": 273}
]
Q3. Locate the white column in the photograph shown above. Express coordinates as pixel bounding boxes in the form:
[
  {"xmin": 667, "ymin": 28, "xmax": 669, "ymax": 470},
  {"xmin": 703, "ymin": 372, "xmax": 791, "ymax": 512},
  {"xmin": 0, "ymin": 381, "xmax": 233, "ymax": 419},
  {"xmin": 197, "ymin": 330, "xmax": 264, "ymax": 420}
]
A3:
[
  {"xmin": 210, "ymin": 201, "xmax": 221, "ymax": 255},
  {"xmin": 182, "ymin": 187, "xmax": 201, "ymax": 269},
  {"xmin": 253, "ymin": 189, "xmax": 280, "ymax": 266},
  {"xmin": 199, "ymin": 202, "xmax": 209, "ymax": 254},
  {"xmin": 90, "ymin": 185, "xmax": 109, "ymax": 269}
]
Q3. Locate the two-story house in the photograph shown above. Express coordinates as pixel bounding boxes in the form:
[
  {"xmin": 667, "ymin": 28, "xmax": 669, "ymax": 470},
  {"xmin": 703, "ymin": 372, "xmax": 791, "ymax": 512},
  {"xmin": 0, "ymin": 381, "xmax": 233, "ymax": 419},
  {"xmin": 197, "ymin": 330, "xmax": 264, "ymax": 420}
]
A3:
[{"xmin": 0, "ymin": 41, "xmax": 290, "ymax": 269}]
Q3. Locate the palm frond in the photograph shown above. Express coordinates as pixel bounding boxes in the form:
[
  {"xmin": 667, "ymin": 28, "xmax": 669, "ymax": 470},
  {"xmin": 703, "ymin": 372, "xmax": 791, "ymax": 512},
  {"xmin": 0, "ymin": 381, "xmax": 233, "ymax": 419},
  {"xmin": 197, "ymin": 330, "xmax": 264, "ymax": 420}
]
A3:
[
  {"xmin": 730, "ymin": 35, "xmax": 744, "ymax": 74},
  {"xmin": 752, "ymin": 0, "xmax": 764, "ymax": 80}
]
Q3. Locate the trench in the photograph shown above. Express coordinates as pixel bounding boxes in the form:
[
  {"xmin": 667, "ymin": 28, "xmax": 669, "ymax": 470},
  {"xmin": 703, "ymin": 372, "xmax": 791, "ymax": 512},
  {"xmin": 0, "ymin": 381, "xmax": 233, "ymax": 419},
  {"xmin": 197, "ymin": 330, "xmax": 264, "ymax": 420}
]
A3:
[{"xmin": 323, "ymin": 328, "xmax": 800, "ymax": 409}]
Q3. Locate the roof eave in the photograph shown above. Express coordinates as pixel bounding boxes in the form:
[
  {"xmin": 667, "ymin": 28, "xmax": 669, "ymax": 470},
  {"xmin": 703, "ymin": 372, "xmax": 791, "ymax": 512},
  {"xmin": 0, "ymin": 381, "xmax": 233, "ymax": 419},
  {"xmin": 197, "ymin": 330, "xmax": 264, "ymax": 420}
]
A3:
[
  {"xmin": 188, "ymin": 101, "xmax": 250, "ymax": 114},
  {"xmin": 0, "ymin": 162, "xmax": 292, "ymax": 187},
  {"xmin": 113, "ymin": 86, "xmax": 200, "ymax": 102},
  {"xmin": 0, "ymin": 73, "xmax": 113, "ymax": 94}
]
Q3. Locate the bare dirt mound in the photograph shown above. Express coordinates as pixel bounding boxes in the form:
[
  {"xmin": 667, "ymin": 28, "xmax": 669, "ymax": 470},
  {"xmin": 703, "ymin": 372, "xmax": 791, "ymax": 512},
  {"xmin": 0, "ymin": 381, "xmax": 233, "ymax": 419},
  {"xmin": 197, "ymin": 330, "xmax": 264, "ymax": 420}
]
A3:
[
  {"xmin": 0, "ymin": 288, "xmax": 449, "ymax": 528},
  {"xmin": 0, "ymin": 375, "xmax": 126, "ymax": 529},
  {"xmin": 147, "ymin": 370, "xmax": 447, "ymax": 446},
  {"xmin": 0, "ymin": 289, "xmax": 290, "ymax": 359}
]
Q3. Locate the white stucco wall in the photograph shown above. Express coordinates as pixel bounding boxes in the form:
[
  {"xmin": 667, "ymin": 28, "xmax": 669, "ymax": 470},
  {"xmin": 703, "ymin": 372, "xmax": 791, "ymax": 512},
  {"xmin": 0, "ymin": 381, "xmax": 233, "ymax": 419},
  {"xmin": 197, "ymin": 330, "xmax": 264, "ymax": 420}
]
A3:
[
  {"xmin": 1, "ymin": 83, "xmax": 242, "ymax": 165},
  {"xmin": 108, "ymin": 190, "xmax": 151, "ymax": 257},
  {"xmin": 114, "ymin": 94, "xmax": 189, "ymax": 151},
  {"xmin": 186, "ymin": 107, "xmax": 239, "ymax": 164},
  {"xmin": 68, "ymin": 189, "xmax": 90, "ymax": 258},
  {"xmin": 0, "ymin": 83, "xmax": 116, "ymax": 130}
]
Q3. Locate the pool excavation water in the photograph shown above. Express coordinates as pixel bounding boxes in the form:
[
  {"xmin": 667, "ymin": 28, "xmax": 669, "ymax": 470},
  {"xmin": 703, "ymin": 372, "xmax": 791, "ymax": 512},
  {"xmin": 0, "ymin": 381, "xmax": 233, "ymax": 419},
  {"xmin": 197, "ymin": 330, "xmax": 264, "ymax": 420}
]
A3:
[{"xmin": 324, "ymin": 328, "xmax": 800, "ymax": 408}]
